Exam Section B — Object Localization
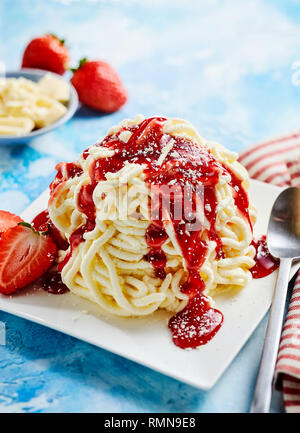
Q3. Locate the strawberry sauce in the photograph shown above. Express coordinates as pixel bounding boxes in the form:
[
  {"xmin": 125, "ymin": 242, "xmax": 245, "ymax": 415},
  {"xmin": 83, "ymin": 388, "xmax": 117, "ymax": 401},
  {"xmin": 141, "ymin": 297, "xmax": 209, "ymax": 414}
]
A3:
[
  {"xmin": 47, "ymin": 117, "xmax": 276, "ymax": 349},
  {"xmin": 144, "ymin": 221, "xmax": 168, "ymax": 279},
  {"xmin": 250, "ymin": 235, "xmax": 279, "ymax": 278},
  {"xmin": 32, "ymin": 210, "xmax": 70, "ymax": 295},
  {"xmin": 49, "ymin": 162, "xmax": 83, "ymax": 205},
  {"xmin": 169, "ymin": 290, "xmax": 223, "ymax": 349},
  {"xmin": 41, "ymin": 270, "xmax": 69, "ymax": 295},
  {"xmin": 32, "ymin": 209, "xmax": 69, "ymax": 251}
]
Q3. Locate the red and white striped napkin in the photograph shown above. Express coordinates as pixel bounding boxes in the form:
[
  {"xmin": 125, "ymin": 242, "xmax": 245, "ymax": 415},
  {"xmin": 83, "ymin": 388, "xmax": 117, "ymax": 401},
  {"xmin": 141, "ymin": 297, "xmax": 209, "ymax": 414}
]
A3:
[{"xmin": 238, "ymin": 131, "xmax": 300, "ymax": 413}]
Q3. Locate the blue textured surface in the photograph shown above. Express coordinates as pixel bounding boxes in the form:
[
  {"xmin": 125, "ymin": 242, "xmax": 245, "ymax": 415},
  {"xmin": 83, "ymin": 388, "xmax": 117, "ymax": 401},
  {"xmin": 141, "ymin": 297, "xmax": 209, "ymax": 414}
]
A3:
[{"xmin": 0, "ymin": 0, "xmax": 299, "ymax": 413}]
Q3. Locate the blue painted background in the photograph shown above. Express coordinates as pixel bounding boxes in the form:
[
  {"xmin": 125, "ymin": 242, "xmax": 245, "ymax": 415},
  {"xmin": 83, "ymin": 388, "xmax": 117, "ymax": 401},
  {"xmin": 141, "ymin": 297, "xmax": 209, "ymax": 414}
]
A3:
[{"xmin": 1, "ymin": 0, "xmax": 300, "ymax": 412}]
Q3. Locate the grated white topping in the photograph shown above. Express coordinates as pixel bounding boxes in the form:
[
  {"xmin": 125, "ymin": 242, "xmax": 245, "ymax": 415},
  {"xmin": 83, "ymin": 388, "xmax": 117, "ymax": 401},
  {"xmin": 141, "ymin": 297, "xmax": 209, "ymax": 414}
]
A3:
[
  {"xmin": 157, "ymin": 138, "xmax": 175, "ymax": 166},
  {"xmin": 119, "ymin": 130, "xmax": 132, "ymax": 143}
]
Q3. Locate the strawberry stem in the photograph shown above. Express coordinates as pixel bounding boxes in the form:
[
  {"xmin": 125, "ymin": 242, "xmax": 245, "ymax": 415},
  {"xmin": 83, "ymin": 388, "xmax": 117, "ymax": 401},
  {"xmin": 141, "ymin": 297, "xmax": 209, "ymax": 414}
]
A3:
[
  {"xmin": 18, "ymin": 221, "xmax": 46, "ymax": 236},
  {"xmin": 48, "ymin": 33, "xmax": 66, "ymax": 45},
  {"xmin": 69, "ymin": 57, "xmax": 87, "ymax": 73},
  {"xmin": 18, "ymin": 221, "xmax": 34, "ymax": 229}
]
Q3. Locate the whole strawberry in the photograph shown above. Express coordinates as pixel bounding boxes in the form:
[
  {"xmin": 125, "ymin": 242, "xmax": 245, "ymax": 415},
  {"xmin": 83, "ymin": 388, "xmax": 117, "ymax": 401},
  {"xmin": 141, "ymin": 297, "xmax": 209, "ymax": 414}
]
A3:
[
  {"xmin": 71, "ymin": 58, "xmax": 127, "ymax": 113},
  {"xmin": 22, "ymin": 34, "xmax": 69, "ymax": 75}
]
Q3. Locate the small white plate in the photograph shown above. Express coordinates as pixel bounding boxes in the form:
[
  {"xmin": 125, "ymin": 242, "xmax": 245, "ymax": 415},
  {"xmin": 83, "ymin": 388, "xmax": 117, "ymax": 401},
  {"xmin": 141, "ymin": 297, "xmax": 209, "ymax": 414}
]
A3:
[{"xmin": 0, "ymin": 180, "xmax": 298, "ymax": 389}]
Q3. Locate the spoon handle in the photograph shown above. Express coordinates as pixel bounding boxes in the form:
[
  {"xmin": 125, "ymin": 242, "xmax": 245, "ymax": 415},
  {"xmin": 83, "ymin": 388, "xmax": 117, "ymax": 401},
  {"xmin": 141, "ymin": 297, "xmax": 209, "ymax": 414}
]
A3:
[{"xmin": 250, "ymin": 257, "xmax": 291, "ymax": 413}]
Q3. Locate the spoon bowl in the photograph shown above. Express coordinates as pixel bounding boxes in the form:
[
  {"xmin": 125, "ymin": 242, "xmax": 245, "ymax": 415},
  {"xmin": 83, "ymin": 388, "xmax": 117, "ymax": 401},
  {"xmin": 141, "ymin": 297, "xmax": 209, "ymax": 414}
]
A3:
[
  {"xmin": 267, "ymin": 187, "xmax": 300, "ymax": 259},
  {"xmin": 251, "ymin": 186, "xmax": 300, "ymax": 413}
]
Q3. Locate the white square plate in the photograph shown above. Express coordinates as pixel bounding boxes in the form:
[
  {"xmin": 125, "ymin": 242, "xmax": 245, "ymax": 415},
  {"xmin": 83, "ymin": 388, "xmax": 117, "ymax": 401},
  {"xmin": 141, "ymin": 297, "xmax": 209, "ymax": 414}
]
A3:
[{"xmin": 0, "ymin": 180, "xmax": 298, "ymax": 389}]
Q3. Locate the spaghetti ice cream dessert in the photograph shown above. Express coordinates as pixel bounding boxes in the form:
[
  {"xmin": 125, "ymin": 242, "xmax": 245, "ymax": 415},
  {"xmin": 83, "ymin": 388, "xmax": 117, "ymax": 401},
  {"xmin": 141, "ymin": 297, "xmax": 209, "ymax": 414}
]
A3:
[{"xmin": 47, "ymin": 115, "xmax": 257, "ymax": 349}]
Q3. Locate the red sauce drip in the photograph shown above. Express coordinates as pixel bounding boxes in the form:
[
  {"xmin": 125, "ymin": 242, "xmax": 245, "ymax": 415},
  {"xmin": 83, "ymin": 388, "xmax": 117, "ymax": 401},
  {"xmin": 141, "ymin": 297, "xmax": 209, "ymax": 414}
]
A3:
[
  {"xmin": 251, "ymin": 235, "xmax": 279, "ymax": 278},
  {"xmin": 144, "ymin": 221, "xmax": 168, "ymax": 279},
  {"xmin": 32, "ymin": 210, "xmax": 69, "ymax": 251},
  {"xmin": 57, "ymin": 220, "xmax": 96, "ymax": 272},
  {"xmin": 228, "ymin": 171, "xmax": 253, "ymax": 231},
  {"xmin": 32, "ymin": 209, "xmax": 50, "ymax": 232},
  {"xmin": 168, "ymin": 269, "xmax": 223, "ymax": 348},
  {"xmin": 49, "ymin": 162, "xmax": 83, "ymax": 205},
  {"xmin": 41, "ymin": 270, "xmax": 69, "ymax": 295},
  {"xmin": 168, "ymin": 290, "xmax": 223, "ymax": 349},
  {"xmin": 82, "ymin": 149, "xmax": 90, "ymax": 160},
  {"xmin": 77, "ymin": 182, "xmax": 96, "ymax": 220},
  {"xmin": 48, "ymin": 116, "xmax": 258, "ymax": 348}
]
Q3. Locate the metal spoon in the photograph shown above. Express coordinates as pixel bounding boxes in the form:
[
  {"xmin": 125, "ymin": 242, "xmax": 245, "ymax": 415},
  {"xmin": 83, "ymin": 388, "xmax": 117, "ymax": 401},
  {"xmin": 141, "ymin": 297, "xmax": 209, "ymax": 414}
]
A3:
[{"xmin": 250, "ymin": 186, "xmax": 300, "ymax": 413}]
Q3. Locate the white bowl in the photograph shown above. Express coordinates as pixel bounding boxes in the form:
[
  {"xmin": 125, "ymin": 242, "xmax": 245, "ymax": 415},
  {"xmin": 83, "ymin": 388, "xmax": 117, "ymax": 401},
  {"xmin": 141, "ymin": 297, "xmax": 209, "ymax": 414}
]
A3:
[{"xmin": 0, "ymin": 68, "xmax": 79, "ymax": 146}]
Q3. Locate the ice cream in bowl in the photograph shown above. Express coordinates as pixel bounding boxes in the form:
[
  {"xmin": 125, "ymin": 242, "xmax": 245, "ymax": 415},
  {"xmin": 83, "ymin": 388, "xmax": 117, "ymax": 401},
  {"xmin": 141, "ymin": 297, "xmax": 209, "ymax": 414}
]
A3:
[{"xmin": 0, "ymin": 69, "xmax": 78, "ymax": 145}]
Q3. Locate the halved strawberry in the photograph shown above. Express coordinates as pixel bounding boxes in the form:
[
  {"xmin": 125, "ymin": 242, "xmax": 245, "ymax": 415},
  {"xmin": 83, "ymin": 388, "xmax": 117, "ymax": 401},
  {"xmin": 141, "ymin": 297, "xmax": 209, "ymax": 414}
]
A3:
[
  {"xmin": 0, "ymin": 223, "xmax": 57, "ymax": 295},
  {"xmin": 0, "ymin": 210, "xmax": 23, "ymax": 235}
]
